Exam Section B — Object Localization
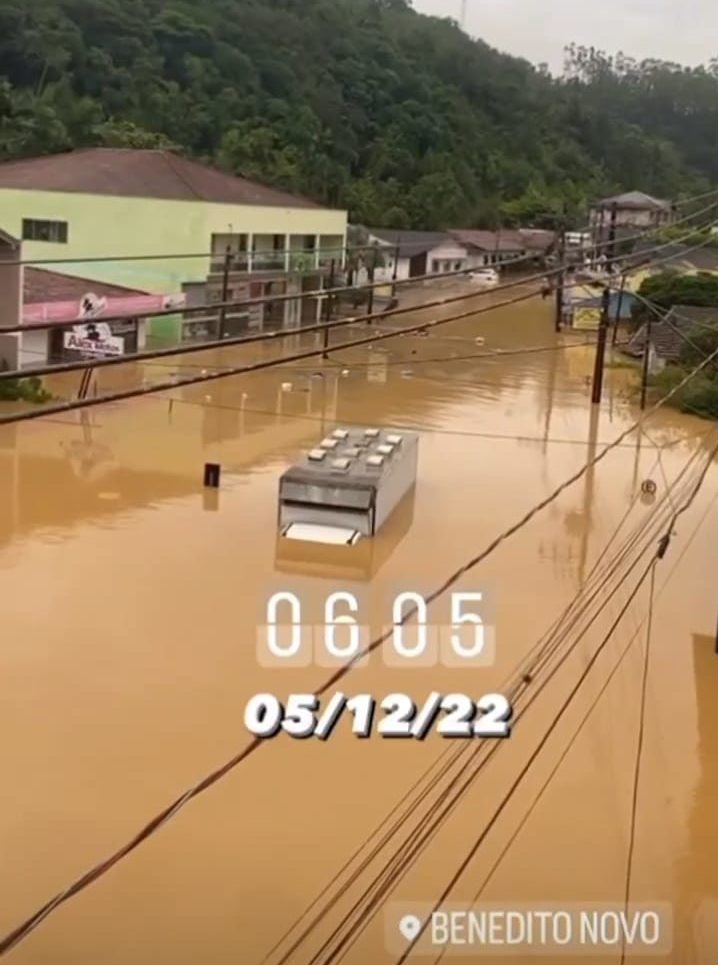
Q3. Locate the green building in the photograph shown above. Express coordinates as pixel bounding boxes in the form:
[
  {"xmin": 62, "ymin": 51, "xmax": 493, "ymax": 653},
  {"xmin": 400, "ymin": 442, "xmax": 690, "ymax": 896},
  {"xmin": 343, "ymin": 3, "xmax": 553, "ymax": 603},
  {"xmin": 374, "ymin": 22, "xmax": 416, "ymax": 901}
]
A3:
[{"xmin": 0, "ymin": 148, "xmax": 347, "ymax": 341}]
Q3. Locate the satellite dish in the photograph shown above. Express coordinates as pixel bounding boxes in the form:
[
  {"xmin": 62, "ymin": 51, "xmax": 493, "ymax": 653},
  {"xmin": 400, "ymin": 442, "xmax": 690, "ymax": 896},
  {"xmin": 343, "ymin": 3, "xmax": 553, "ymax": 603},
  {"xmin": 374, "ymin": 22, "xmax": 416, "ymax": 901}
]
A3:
[{"xmin": 79, "ymin": 292, "xmax": 107, "ymax": 319}]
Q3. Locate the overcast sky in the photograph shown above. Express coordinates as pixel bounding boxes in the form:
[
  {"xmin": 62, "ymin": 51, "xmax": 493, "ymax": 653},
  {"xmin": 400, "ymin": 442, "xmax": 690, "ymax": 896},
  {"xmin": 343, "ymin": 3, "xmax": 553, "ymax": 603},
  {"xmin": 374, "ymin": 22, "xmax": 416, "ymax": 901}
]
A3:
[{"xmin": 411, "ymin": 0, "xmax": 716, "ymax": 73}]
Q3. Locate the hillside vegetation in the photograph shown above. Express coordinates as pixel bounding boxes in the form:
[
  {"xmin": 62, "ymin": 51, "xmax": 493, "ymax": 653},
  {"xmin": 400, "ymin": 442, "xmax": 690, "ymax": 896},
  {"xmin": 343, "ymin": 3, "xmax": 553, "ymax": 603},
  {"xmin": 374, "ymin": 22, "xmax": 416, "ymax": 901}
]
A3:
[{"xmin": 1, "ymin": 0, "xmax": 717, "ymax": 227}]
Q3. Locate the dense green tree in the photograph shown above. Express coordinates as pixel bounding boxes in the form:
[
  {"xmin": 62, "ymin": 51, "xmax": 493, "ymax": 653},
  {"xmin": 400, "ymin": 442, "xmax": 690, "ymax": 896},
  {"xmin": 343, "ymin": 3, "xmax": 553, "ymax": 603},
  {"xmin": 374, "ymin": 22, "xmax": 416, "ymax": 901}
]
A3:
[
  {"xmin": 0, "ymin": 0, "xmax": 716, "ymax": 229},
  {"xmin": 636, "ymin": 271, "xmax": 718, "ymax": 319}
]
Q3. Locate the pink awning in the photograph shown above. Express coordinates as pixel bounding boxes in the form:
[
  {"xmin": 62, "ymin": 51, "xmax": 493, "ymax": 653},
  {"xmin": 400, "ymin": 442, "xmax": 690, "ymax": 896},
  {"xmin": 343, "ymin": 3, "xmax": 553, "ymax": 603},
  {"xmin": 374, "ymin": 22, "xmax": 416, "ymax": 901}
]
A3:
[{"xmin": 23, "ymin": 293, "xmax": 187, "ymax": 325}]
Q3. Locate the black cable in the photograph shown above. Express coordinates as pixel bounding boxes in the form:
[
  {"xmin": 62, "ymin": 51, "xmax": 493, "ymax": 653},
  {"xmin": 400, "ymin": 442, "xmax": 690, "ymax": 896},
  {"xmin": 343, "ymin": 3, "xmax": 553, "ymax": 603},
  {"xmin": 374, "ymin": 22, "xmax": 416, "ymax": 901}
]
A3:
[
  {"xmin": 619, "ymin": 564, "xmax": 656, "ymax": 965},
  {"xmin": 302, "ymin": 454, "xmax": 710, "ymax": 965},
  {"xmin": 259, "ymin": 434, "xmax": 700, "ymax": 965},
  {"xmin": 393, "ymin": 565, "xmax": 649, "ymax": 964},
  {"xmin": 291, "ymin": 440, "xmax": 709, "ymax": 965},
  {"xmin": 431, "ymin": 483, "xmax": 718, "ymax": 965},
  {"xmin": 4, "ymin": 200, "xmax": 717, "ymax": 385},
  {"xmin": 12, "ymin": 184, "xmax": 718, "ymax": 273},
  {"xmin": 308, "ymin": 432, "xmax": 716, "ymax": 958},
  {"xmin": 2, "ymin": 352, "xmax": 714, "ymax": 957},
  {"xmin": 393, "ymin": 440, "xmax": 718, "ymax": 965}
]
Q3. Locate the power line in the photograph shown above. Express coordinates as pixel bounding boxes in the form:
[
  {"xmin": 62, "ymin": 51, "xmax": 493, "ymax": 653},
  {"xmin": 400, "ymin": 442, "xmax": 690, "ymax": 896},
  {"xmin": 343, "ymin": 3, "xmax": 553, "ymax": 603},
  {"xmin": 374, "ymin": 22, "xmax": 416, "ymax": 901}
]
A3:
[
  {"xmin": 170, "ymin": 398, "xmax": 704, "ymax": 452},
  {"xmin": 293, "ymin": 446, "xmax": 713, "ymax": 965},
  {"xmin": 7, "ymin": 191, "xmax": 718, "ymax": 342},
  {"xmin": 9, "ymin": 183, "xmax": 718, "ymax": 271},
  {"xmin": 3, "ymin": 208, "xmax": 716, "ymax": 423},
  {"xmin": 392, "ymin": 573, "xmax": 659, "ymax": 962},
  {"xmin": 2, "ymin": 374, "xmax": 711, "ymax": 956},
  {"xmin": 394, "ymin": 444, "xmax": 718, "ymax": 965},
  {"xmin": 2, "ymin": 272, "xmax": 717, "ymax": 957},
  {"xmin": 619, "ymin": 564, "xmax": 656, "ymax": 965},
  {"xmin": 431, "ymin": 482, "xmax": 718, "ymax": 965},
  {"xmin": 259, "ymin": 435, "xmax": 703, "ymax": 965},
  {"xmin": 1, "ymin": 247, "xmax": 543, "ymax": 338}
]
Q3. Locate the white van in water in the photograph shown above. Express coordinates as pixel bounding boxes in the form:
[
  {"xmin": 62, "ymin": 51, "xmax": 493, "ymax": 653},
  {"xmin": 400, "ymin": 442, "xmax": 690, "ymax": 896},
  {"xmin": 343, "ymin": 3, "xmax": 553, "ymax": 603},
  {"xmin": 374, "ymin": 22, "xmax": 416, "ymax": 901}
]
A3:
[{"xmin": 468, "ymin": 268, "xmax": 500, "ymax": 288}]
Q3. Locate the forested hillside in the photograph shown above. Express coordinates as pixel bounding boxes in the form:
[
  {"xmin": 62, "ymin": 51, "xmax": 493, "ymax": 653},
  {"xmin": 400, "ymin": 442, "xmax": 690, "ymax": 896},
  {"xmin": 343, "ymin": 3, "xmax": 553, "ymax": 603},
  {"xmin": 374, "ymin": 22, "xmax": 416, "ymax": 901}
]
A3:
[{"xmin": 1, "ymin": 0, "xmax": 717, "ymax": 228}]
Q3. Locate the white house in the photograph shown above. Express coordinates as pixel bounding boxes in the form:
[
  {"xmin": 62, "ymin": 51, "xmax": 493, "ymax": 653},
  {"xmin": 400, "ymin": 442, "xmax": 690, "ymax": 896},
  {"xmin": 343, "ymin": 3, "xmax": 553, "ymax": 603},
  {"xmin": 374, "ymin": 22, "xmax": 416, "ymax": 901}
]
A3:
[
  {"xmin": 367, "ymin": 229, "xmax": 470, "ymax": 280},
  {"xmin": 447, "ymin": 229, "xmax": 524, "ymax": 268},
  {"xmin": 590, "ymin": 191, "xmax": 675, "ymax": 246}
]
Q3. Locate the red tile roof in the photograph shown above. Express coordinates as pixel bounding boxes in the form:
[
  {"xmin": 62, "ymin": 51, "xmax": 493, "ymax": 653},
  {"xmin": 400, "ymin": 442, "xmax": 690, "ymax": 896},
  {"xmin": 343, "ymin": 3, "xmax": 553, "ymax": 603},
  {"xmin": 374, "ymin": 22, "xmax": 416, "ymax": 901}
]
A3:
[
  {"xmin": 0, "ymin": 148, "xmax": 324, "ymax": 209},
  {"xmin": 24, "ymin": 268, "xmax": 148, "ymax": 304}
]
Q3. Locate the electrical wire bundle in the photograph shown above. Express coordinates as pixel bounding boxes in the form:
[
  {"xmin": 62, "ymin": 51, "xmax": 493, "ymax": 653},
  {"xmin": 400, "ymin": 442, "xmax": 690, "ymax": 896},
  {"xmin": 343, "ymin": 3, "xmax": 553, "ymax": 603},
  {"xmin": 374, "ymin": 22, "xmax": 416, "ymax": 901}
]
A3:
[
  {"xmin": 256, "ymin": 431, "xmax": 718, "ymax": 965},
  {"xmin": 2, "ymin": 192, "xmax": 718, "ymax": 426},
  {"xmin": 3, "ymin": 196, "xmax": 718, "ymax": 957}
]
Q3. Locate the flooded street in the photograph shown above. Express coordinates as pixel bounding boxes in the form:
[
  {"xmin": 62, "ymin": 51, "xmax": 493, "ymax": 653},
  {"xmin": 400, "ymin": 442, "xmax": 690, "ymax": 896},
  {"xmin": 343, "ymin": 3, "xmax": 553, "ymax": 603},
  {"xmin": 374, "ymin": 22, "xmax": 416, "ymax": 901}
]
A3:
[{"xmin": 1, "ymin": 285, "xmax": 717, "ymax": 964}]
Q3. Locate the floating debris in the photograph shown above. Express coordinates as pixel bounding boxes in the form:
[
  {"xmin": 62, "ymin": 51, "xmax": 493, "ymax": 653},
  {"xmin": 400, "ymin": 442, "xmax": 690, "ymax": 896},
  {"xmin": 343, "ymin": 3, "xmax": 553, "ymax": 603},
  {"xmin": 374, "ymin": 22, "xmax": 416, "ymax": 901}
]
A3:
[{"xmin": 341, "ymin": 369, "xmax": 351, "ymax": 377}]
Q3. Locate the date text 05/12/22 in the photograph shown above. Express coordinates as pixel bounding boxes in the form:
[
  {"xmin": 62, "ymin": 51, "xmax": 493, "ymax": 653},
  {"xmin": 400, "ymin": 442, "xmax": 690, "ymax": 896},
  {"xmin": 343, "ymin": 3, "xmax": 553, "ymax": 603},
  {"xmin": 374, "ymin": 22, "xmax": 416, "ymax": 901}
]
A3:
[{"xmin": 243, "ymin": 693, "xmax": 513, "ymax": 741}]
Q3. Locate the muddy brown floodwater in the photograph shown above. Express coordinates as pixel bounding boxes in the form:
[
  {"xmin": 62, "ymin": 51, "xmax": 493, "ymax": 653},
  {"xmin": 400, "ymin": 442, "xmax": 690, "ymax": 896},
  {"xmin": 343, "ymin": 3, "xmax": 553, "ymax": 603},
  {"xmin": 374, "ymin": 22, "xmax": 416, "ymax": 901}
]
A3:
[{"xmin": 0, "ymin": 286, "xmax": 717, "ymax": 965}]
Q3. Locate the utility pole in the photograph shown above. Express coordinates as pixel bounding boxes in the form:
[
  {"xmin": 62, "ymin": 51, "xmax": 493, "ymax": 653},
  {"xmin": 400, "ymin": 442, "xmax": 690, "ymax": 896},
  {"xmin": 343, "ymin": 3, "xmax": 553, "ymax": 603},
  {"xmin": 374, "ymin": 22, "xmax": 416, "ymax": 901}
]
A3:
[
  {"xmin": 322, "ymin": 258, "xmax": 336, "ymax": 360},
  {"xmin": 367, "ymin": 241, "xmax": 379, "ymax": 321},
  {"xmin": 218, "ymin": 245, "xmax": 232, "ymax": 339},
  {"xmin": 607, "ymin": 201, "xmax": 618, "ymax": 266},
  {"xmin": 640, "ymin": 315, "xmax": 653, "ymax": 410},
  {"xmin": 591, "ymin": 286, "xmax": 611, "ymax": 405},
  {"xmin": 392, "ymin": 236, "xmax": 400, "ymax": 296},
  {"xmin": 611, "ymin": 272, "xmax": 627, "ymax": 347},
  {"xmin": 555, "ymin": 220, "xmax": 566, "ymax": 333}
]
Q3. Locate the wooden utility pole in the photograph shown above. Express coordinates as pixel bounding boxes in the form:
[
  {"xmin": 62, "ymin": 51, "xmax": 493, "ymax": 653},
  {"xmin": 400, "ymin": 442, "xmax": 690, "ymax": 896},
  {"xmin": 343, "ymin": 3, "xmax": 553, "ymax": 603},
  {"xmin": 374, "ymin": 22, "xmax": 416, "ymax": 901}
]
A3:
[
  {"xmin": 555, "ymin": 224, "xmax": 566, "ymax": 332},
  {"xmin": 392, "ymin": 236, "xmax": 400, "ymax": 296},
  {"xmin": 367, "ymin": 241, "xmax": 379, "ymax": 321},
  {"xmin": 607, "ymin": 201, "xmax": 619, "ymax": 265},
  {"xmin": 640, "ymin": 315, "xmax": 653, "ymax": 410},
  {"xmin": 218, "ymin": 245, "xmax": 232, "ymax": 339},
  {"xmin": 611, "ymin": 272, "xmax": 627, "ymax": 347},
  {"xmin": 322, "ymin": 258, "xmax": 336, "ymax": 360},
  {"xmin": 591, "ymin": 286, "xmax": 611, "ymax": 405}
]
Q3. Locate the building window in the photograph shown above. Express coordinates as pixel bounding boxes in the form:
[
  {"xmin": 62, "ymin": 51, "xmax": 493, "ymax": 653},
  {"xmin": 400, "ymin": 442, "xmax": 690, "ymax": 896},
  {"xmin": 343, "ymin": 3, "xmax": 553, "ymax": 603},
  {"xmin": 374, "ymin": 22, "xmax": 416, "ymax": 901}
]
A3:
[
  {"xmin": 22, "ymin": 219, "xmax": 68, "ymax": 243},
  {"xmin": 454, "ymin": 261, "xmax": 462, "ymax": 271},
  {"xmin": 431, "ymin": 260, "xmax": 440, "ymax": 273}
]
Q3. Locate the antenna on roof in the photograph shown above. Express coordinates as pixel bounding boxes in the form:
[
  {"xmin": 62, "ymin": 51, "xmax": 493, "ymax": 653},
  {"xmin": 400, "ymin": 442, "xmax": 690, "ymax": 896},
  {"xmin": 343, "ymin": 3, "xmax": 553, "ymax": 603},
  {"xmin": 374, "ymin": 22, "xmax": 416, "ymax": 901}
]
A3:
[{"xmin": 460, "ymin": 0, "xmax": 467, "ymax": 29}]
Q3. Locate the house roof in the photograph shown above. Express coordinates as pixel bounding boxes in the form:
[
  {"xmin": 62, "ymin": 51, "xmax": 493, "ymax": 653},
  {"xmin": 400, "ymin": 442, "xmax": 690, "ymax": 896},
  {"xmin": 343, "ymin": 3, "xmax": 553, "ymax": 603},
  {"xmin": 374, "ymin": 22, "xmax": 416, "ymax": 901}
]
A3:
[
  {"xmin": 23, "ymin": 268, "xmax": 149, "ymax": 304},
  {"xmin": 0, "ymin": 148, "xmax": 324, "ymax": 209},
  {"xmin": 626, "ymin": 304, "xmax": 718, "ymax": 359},
  {"xmin": 448, "ymin": 229, "xmax": 526, "ymax": 253},
  {"xmin": 368, "ymin": 229, "xmax": 450, "ymax": 258},
  {"xmin": 518, "ymin": 229, "xmax": 557, "ymax": 251},
  {"xmin": 594, "ymin": 190, "xmax": 672, "ymax": 211}
]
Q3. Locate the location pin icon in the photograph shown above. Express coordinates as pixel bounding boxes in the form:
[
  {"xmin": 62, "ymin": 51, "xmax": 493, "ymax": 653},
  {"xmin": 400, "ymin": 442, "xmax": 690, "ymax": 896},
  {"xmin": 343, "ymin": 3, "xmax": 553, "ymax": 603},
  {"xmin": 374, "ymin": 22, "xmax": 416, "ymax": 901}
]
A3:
[{"xmin": 399, "ymin": 914, "xmax": 422, "ymax": 944}]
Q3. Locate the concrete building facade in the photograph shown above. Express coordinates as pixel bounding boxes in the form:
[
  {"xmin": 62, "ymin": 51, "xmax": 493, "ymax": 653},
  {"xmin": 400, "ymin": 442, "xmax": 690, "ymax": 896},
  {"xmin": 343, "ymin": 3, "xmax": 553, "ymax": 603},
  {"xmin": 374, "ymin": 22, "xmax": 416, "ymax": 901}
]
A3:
[{"xmin": 0, "ymin": 148, "xmax": 347, "ymax": 340}]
